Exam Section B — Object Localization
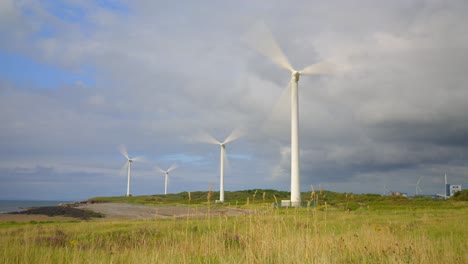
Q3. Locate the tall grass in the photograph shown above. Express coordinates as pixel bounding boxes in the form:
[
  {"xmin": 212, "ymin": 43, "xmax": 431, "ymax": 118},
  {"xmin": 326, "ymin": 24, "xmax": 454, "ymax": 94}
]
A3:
[{"xmin": 1, "ymin": 204, "xmax": 467, "ymax": 263}]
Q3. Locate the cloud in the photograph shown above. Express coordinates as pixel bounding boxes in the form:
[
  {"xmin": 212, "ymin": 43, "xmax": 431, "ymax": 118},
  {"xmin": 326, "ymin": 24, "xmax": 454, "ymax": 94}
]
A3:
[{"xmin": 0, "ymin": 0, "xmax": 467, "ymax": 200}]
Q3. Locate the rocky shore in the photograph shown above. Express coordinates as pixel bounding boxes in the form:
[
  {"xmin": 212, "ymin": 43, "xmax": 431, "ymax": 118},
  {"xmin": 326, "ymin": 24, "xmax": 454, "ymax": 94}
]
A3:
[{"xmin": 10, "ymin": 205, "xmax": 104, "ymax": 220}]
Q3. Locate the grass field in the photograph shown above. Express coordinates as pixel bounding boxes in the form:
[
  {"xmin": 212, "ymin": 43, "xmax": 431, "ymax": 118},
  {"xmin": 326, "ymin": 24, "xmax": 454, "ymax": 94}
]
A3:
[{"xmin": 1, "ymin": 190, "xmax": 467, "ymax": 263}]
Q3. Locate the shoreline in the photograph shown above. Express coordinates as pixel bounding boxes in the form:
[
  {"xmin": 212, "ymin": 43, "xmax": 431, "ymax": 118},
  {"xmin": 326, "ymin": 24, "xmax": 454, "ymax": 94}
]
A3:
[{"xmin": 0, "ymin": 200, "xmax": 74, "ymax": 214}]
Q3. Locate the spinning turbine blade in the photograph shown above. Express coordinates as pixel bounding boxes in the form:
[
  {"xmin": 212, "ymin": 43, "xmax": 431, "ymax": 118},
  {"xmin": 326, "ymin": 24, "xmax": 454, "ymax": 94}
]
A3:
[
  {"xmin": 416, "ymin": 176, "xmax": 423, "ymax": 186},
  {"xmin": 223, "ymin": 129, "xmax": 243, "ymax": 144},
  {"xmin": 155, "ymin": 165, "xmax": 165, "ymax": 174},
  {"xmin": 131, "ymin": 156, "xmax": 145, "ymax": 162},
  {"xmin": 246, "ymin": 21, "xmax": 294, "ymax": 72},
  {"xmin": 120, "ymin": 161, "xmax": 129, "ymax": 175},
  {"xmin": 262, "ymin": 81, "xmax": 291, "ymax": 133},
  {"xmin": 300, "ymin": 61, "xmax": 335, "ymax": 75},
  {"xmin": 167, "ymin": 163, "xmax": 178, "ymax": 172},
  {"xmin": 196, "ymin": 133, "xmax": 221, "ymax": 145},
  {"xmin": 118, "ymin": 144, "xmax": 129, "ymax": 160}
]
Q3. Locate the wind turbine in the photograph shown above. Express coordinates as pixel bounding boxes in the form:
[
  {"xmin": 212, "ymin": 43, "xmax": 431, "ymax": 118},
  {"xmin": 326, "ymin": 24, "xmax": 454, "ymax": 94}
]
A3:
[
  {"xmin": 198, "ymin": 130, "xmax": 242, "ymax": 203},
  {"xmin": 156, "ymin": 164, "xmax": 178, "ymax": 195},
  {"xmin": 247, "ymin": 23, "xmax": 333, "ymax": 206},
  {"xmin": 383, "ymin": 184, "xmax": 390, "ymax": 196},
  {"xmin": 415, "ymin": 176, "xmax": 423, "ymax": 196},
  {"xmin": 119, "ymin": 145, "xmax": 143, "ymax": 196},
  {"xmin": 436, "ymin": 173, "xmax": 450, "ymax": 199}
]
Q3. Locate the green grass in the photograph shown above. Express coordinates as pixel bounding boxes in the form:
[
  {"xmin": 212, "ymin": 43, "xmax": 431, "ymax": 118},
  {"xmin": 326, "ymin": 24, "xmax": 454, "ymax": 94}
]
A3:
[
  {"xmin": 88, "ymin": 189, "xmax": 292, "ymax": 205},
  {"xmin": 88, "ymin": 189, "xmax": 467, "ymax": 210}
]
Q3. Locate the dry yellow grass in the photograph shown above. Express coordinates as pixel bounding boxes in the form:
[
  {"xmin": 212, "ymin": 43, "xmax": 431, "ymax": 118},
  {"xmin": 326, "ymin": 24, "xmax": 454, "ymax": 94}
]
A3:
[{"xmin": 1, "ymin": 204, "xmax": 467, "ymax": 263}]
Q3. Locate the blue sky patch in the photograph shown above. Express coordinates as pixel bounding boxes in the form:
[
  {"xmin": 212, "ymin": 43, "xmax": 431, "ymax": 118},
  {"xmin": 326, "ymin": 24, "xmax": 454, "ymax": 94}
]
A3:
[{"xmin": 0, "ymin": 52, "xmax": 95, "ymax": 89}]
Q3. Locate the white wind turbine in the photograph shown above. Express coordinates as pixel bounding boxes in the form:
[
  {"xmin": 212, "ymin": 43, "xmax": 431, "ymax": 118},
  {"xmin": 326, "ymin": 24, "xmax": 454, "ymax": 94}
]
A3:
[
  {"xmin": 436, "ymin": 173, "xmax": 450, "ymax": 199},
  {"xmin": 415, "ymin": 176, "xmax": 423, "ymax": 196},
  {"xmin": 119, "ymin": 145, "xmax": 144, "ymax": 196},
  {"xmin": 156, "ymin": 164, "xmax": 178, "ymax": 195},
  {"xmin": 247, "ymin": 23, "xmax": 333, "ymax": 206},
  {"xmin": 198, "ymin": 130, "xmax": 242, "ymax": 203}
]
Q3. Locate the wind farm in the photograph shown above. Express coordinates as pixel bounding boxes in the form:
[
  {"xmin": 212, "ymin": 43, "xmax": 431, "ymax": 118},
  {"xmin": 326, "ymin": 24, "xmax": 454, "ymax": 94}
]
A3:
[
  {"xmin": 1, "ymin": 1, "xmax": 467, "ymax": 263},
  {"xmin": 2, "ymin": 1, "xmax": 467, "ymax": 204}
]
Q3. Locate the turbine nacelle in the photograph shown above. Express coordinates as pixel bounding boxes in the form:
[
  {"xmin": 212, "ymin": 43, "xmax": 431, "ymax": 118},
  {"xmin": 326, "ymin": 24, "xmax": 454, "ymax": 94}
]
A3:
[
  {"xmin": 292, "ymin": 71, "xmax": 300, "ymax": 82},
  {"xmin": 156, "ymin": 164, "xmax": 178, "ymax": 175}
]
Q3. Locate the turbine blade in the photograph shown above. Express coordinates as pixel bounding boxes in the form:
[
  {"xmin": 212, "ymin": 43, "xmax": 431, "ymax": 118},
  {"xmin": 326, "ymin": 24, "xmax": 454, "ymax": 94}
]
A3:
[
  {"xmin": 260, "ymin": 82, "xmax": 291, "ymax": 136},
  {"xmin": 155, "ymin": 165, "xmax": 165, "ymax": 174},
  {"xmin": 245, "ymin": 21, "xmax": 294, "ymax": 72},
  {"xmin": 223, "ymin": 128, "xmax": 243, "ymax": 144},
  {"xmin": 416, "ymin": 176, "xmax": 423, "ymax": 185},
  {"xmin": 167, "ymin": 163, "xmax": 178, "ymax": 172},
  {"xmin": 118, "ymin": 144, "xmax": 129, "ymax": 160},
  {"xmin": 300, "ymin": 61, "xmax": 334, "ymax": 75},
  {"xmin": 195, "ymin": 133, "xmax": 221, "ymax": 145},
  {"xmin": 119, "ymin": 161, "xmax": 128, "ymax": 175},
  {"xmin": 131, "ymin": 156, "xmax": 145, "ymax": 163}
]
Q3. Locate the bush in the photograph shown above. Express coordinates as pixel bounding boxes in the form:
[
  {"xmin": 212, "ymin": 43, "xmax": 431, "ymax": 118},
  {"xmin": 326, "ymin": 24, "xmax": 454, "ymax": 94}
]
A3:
[{"xmin": 451, "ymin": 190, "xmax": 468, "ymax": 201}]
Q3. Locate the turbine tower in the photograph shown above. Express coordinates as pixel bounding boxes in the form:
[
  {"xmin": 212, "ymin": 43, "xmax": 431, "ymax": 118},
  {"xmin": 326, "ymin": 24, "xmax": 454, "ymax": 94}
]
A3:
[
  {"xmin": 436, "ymin": 173, "xmax": 450, "ymax": 199},
  {"xmin": 199, "ymin": 130, "xmax": 241, "ymax": 203},
  {"xmin": 156, "ymin": 164, "xmax": 178, "ymax": 195},
  {"xmin": 445, "ymin": 173, "xmax": 449, "ymax": 199},
  {"xmin": 119, "ymin": 145, "xmax": 143, "ymax": 196},
  {"xmin": 247, "ymin": 22, "xmax": 333, "ymax": 206}
]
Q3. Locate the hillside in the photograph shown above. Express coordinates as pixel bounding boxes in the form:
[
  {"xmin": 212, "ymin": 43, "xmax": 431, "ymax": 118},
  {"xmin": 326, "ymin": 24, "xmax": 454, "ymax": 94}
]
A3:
[{"xmin": 88, "ymin": 189, "xmax": 467, "ymax": 211}]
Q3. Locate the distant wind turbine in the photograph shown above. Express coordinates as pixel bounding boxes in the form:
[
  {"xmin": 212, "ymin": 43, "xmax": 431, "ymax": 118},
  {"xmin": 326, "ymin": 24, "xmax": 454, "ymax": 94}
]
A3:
[
  {"xmin": 415, "ymin": 176, "xmax": 423, "ymax": 196},
  {"xmin": 383, "ymin": 184, "xmax": 390, "ymax": 196},
  {"xmin": 197, "ymin": 130, "xmax": 242, "ymax": 203},
  {"xmin": 119, "ymin": 145, "xmax": 144, "ymax": 196},
  {"xmin": 436, "ymin": 173, "xmax": 450, "ymax": 199},
  {"xmin": 247, "ymin": 22, "xmax": 334, "ymax": 206},
  {"xmin": 156, "ymin": 164, "xmax": 178, "ymax": 195}
]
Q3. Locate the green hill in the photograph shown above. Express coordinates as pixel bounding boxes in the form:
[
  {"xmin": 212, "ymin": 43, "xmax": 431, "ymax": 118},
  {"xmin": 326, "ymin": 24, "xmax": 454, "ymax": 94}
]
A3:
[{"xmin": 88, "ymin": 189, "xmax": 467, "ymax": 210}]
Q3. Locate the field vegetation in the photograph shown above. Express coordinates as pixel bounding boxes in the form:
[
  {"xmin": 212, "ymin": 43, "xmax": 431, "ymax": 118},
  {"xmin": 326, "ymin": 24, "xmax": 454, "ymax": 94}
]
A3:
[{"xmin": 1, "ymin": 189, "xmax": 467, "ymax": 263}]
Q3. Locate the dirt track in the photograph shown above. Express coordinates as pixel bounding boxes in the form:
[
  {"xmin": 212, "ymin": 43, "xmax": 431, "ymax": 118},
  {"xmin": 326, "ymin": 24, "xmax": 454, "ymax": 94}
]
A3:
[
  {"xmin": 0, "ymin": 203, "xmax": 255, "ymax": 222},
  {"xmin": 76, "ymin": 203, "xmax": 254, "ymax": 220}
]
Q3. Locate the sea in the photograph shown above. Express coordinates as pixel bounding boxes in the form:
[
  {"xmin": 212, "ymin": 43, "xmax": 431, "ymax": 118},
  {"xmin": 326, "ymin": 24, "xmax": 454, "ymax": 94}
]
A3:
[{"xmin": 0, "ymin": 200, "xmax": 72, "ymax": 214}]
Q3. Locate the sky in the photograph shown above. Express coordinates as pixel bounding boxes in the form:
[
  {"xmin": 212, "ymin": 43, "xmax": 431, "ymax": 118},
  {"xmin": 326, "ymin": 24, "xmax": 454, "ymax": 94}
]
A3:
[{"xmin": 1, "ymin": 0, "xmax": 467, "ymax": 200}]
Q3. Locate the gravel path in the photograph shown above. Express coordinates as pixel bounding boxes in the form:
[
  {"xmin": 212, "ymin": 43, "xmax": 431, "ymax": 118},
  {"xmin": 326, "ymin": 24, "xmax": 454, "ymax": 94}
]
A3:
[{"xmin": 77, "ymin": 203, "xmax": 253, "ymax": 220}]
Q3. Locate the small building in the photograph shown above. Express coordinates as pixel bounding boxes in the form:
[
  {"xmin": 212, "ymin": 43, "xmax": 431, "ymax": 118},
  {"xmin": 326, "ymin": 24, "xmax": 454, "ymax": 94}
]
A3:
[{"xmin": 450, "ymin": 185, "xmax": 462, "ymax": 196}]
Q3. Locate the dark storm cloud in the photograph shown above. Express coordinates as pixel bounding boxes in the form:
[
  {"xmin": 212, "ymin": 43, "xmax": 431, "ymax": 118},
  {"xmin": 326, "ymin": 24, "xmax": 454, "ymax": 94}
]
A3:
[{"xmin": 0, "ymin": 0, "xmax": 467, "ymax": 199}]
